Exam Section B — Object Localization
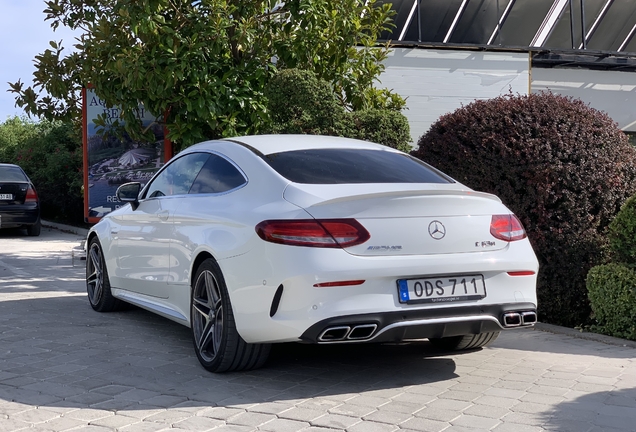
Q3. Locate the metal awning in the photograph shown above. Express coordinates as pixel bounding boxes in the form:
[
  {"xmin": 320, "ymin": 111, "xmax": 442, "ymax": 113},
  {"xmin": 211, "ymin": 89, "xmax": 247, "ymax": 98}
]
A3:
[{"xmin": 380, "ymin": 0, "xmax": 636, "ymax": 54}]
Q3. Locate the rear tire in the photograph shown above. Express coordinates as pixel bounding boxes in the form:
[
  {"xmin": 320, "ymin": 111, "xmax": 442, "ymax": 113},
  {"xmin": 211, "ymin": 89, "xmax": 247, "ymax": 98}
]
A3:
[
  {"xmin": 26, "ymin": 219, "xmax": 41, "ymax": 236},
  {"xmin": 429, "ymin": 331, "xmax": 500, "ymax": 351},
  {"xmin": 191, "ymin": 258, "xmax": 271, "ymax": 373}
]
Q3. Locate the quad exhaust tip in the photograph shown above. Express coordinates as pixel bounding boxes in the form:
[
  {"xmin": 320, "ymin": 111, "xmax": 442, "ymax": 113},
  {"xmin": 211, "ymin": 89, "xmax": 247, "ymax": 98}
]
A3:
[
  {"xmin": 318, "ymin": 324, "xmax": 378, "ymax": 342},
  {"xmin": 503, "ymin": 311, "xmax": 537, "ymax": 328}
]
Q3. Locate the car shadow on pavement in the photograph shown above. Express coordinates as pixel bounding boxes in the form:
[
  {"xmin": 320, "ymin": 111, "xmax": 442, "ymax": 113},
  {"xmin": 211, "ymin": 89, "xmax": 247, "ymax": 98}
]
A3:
[
  {"xmin": 0, "ymin": 293, "xmax": 464, "ymax": 411},
  {"xmin": 0, "ymin": 227, "xmax": 35, "ymax": 238},
  {"xmin": 540, "ymin": 388, "xmax": 636, "ymax": 431},
  {"xmin": 0, "ymin": 226, "xmax": 84, "ymax": 240},
  {"xmin": 490, "ymin": 325, "xmax": 636, "ymax": 359},
  {"xmin": 0, "ymin": 253, "xmax": 84, "ymax": 293}
]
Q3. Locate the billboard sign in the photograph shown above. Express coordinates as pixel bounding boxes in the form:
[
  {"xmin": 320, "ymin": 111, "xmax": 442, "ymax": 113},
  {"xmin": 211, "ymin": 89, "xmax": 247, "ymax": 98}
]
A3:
[{"xmin": 82, "ymin": 88, "xmax": 172, "ymax": 223}]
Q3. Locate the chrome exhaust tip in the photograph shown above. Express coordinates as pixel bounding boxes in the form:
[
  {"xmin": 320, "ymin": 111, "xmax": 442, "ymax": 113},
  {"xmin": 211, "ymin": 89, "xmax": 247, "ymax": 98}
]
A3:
[
  {"xmin": 318, "ymin": 326, "xmax": 350, "ymax": 341},
  {"xmin": 521, "ymin": 311, "xmax": 537, "ymax": 325},
  {"xmin": 503, "ymin": 312, "xmax": 522, "ymax": 327},
  {"xmin": 347, "ymin": 324, "xmax": 377, "ymax": 340}
]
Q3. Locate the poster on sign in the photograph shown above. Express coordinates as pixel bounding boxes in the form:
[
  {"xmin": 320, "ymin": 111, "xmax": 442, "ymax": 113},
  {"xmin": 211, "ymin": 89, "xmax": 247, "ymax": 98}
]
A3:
[{"xmin": 82, "ymin": 88, "xmax": 172, "ymax": 223}]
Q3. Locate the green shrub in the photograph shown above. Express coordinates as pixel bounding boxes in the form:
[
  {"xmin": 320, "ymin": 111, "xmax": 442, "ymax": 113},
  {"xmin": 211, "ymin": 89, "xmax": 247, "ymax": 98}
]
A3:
[
  {"xmin": 412, "ymin": 92, "xmax": 636, "ymax": 327},
  {"xmin": 586, "ymin": 263, "xmax": 636, "ymax": 340},
  {"xmin": 607, "ymin": 195, "xmax": 636, "ymax": 265},
  {"xmin": 347, "ymin": 109, "xmax": 411, "ymax": 152},
  {"xmin": 265, "ymin": 69, "xmax": 410, "ymax": 150},
  {"xmin": 265, "ymin": 69, "xmax": 344, "ymax": 136},
  {"xmin": 1, "ymin": 119, "xmax": 84, "ymax": 225}
]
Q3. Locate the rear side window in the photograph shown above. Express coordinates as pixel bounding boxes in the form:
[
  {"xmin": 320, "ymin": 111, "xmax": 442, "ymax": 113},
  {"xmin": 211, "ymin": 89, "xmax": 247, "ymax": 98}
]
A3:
[
  {"xmin": 145, "ymin": 153, "xmax": 209, "ymax": 198},
  {"xmin": 264, "ymin": 149, "xmax": 452, "ymax": 184},
  {"xmin": 189, "ymin": 154, "xmax": 246, "ymax": 194},
  {"xmin": 0, "ymin": 166, "xmax": 28, "ymax": 182}
]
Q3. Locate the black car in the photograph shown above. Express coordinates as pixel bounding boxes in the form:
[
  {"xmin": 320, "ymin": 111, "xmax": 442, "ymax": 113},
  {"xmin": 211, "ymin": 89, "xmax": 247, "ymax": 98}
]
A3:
[{"xmin": 0, "ymin": 163, "xmax": 41, "ymax": 236}]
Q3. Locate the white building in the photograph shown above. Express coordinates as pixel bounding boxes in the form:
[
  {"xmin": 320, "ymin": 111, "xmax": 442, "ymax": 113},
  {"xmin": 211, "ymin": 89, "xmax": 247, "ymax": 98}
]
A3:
[{"xmin": 377, "ymin": 0, "xmax": 636, "ymax": 144}]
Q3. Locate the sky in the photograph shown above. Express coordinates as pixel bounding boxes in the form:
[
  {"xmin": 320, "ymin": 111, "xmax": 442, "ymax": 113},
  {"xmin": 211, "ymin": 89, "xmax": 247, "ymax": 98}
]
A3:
[{"xmin": 0, "ymin": 1, "xmax": 79, "ymax": 121}]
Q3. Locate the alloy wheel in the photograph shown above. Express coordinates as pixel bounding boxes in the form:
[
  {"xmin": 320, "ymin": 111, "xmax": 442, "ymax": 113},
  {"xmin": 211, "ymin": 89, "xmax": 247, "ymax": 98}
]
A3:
[
  {"xmin": 86, "ymin": 242, "xmax": 104, "ymax": 306},
  {"xmin": 192, "ymin": 270, "xmax": 224, "ymax": 362}
]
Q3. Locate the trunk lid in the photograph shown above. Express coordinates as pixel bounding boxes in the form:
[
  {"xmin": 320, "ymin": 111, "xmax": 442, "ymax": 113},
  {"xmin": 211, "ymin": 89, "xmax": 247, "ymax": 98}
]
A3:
[
  {"xmin": 0, "ymin": 182, "xmax": 29, "ymax": 205},
  {"xmin": 284, "ymin": 183, "xmax": 511, "ymax": 256}
]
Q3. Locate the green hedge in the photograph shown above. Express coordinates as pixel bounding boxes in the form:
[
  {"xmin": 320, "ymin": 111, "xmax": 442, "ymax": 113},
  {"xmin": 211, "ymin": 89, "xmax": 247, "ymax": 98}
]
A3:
[
  {"xmin": 411, "ymin": 93, "xmax": 636, "ymax": 327},
  {"xmin": 607, "ymin": 195, "xmax": 636, "ymax": 265},
  {"xmin": 586, "ymin": 264, "xmax": 636, "ymax": 340},
  {"xmin": 265, "ymin": 69, "xmax": 411, "ymax": 151},
  {"xmin": 265, "ymin": 69, "xmax": 344, "ymax": 136},
  {"xmin": 0, "ymin": 118, "xmax": 83, "ymax": 225},
  {"xmin": 347, "ymin": 109, "xmax": 411, "ymax": 152}
]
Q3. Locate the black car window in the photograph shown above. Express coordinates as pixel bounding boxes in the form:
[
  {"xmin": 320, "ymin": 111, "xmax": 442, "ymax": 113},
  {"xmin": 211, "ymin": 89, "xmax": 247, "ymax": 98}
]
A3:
[
  {"xmin": 145, "ymin": 153, "xmax": 209, "ymax": 198},
  {"xmin": 189, "ymin": 154, "xmax": 246, "ymax": 194},
  {"xmin": 0, "ymin": 166, "xmax": 28, "ymax": 182},
  {"xmin": 264, "ymin": 149, "xmax": 452, "ymax": 184}
]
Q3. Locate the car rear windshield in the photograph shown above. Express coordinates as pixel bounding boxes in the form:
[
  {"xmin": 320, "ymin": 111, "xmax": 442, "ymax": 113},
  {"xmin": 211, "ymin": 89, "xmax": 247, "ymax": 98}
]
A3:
[
  {"xmin": 0, "ymin": 166, "xmax": 28, "ymax": 182},
  {"xmin": 263, "ymin": 149, "xmax": 452, "ymax": 184}
]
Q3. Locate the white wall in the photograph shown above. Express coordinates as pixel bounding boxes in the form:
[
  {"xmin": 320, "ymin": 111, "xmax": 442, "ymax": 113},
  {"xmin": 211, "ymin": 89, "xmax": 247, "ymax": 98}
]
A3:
[
  {"xmin": 378, "ymin": 48, "xmax": 531, "ymax": 145},
  {"xmin": 531, "ymin": 68, "xmax": 636, "ymax": 132}
]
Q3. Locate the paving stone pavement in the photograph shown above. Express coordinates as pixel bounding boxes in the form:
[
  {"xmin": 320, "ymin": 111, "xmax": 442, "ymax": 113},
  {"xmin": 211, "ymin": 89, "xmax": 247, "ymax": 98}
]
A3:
[{"xmin": 0, "ymin": 227, "xmax": 635, "ymax": 432}]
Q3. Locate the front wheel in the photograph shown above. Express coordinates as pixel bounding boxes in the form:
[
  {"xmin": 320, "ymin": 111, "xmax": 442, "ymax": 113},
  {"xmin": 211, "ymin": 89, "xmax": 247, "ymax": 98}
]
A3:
[
  {"xmin": 86, "ymin": 237, "xmax": 123, "ymax": 312},
  {"xmin": 191, "ymin": 258, "xmax": 270, "ymax": 372},
  {"xmin": 428, "ymin": 331, "xmax": 500, "ymax": 351}
]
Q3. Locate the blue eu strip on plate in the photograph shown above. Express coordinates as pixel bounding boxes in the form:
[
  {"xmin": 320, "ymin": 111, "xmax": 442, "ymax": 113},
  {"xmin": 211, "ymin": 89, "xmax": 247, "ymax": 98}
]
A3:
[{"xmin": 398, "ymin": 280, "xmax": 410, "ymax": 302}]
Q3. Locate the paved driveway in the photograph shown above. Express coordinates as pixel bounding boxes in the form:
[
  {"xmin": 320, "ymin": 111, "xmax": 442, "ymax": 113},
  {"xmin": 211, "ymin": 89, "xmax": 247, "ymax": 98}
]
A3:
[{"xmin": 0, "ymin": 227, "xmax": 634, "ymax": 432}]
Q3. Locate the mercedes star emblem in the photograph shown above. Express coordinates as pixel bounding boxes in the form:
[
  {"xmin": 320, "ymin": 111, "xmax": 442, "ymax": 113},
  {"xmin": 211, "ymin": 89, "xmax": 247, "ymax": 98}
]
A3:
[{"xmin": 428, "ymin": 220, "xmax": 446, "ymax": 240}]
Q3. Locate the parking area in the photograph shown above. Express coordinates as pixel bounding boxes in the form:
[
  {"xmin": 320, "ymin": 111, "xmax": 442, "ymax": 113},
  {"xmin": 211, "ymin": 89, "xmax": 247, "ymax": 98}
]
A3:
[{"xmin": 0, "ymin": 227, "xmax": 635, "ymax": 432}]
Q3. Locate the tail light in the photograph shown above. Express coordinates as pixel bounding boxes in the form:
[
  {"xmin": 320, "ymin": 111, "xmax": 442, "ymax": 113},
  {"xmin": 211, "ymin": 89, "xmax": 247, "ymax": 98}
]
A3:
[
  {"xmin": 490, "ymin": 214, "xmax": 526, "ymax": 241},
  {"xmin": 255, "ymin": 219, "xmax": 370, "ymax": 248},
  {"xmin": 25, "ymin": 187, "xmax": 38, "ymax": 203}
]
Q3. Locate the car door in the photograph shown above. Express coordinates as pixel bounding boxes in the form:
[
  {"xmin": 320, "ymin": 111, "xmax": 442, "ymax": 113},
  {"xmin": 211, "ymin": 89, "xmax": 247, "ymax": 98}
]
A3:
[
  {"xmin": 114, "ymin": 152, "xmax": 210, "ymax": 298},
  {"xmin": 168, "ymin": 152, "xmax": 249, "ymax": 287}
]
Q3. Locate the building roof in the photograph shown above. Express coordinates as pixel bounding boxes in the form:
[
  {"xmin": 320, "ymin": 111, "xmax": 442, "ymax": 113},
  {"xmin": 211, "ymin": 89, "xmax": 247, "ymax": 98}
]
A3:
[{"xmin": 381, "ymin": 0, "xmax": 636, "ymax": 55}]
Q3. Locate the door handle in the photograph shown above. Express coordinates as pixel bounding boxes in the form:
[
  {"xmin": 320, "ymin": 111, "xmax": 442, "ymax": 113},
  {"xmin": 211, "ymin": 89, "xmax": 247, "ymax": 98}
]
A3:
[{"xmin": 158, "ymin": 210, "xmax": 170, "ymax": 221}]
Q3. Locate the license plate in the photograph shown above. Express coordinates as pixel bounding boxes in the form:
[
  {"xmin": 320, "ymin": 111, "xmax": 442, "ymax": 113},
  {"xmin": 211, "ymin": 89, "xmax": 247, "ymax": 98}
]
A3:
[
  {"xmin": 397, "ymin": 274, "xmax": 486, "ymax": 304},
  {"xmin": 0, "ymin": 194, "xmax": 12, "ymax": 200}
]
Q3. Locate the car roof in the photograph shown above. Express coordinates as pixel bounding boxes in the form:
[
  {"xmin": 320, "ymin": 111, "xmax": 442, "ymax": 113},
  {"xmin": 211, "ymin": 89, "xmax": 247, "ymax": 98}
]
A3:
[
  {"xmin": 0, "ymin": 163, "xmax": 21, "ymax": 168},
  {"xmin": 219, "ymin": 134, "xmax": 398, "ymax": 156}
]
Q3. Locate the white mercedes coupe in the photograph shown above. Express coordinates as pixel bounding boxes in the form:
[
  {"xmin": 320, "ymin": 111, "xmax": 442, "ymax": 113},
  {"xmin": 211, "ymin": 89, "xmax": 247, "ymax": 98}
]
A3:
[{"xmin": 86, "ymin": 135, "xmax": 538, "ymax": 372}]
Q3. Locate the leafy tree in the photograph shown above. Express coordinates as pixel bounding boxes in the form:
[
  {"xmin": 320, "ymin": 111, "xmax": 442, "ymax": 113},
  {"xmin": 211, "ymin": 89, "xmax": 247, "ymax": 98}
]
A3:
[
  {"xmin": 9, "ymin": 0, "xmax": 402, "ymax": 148},
  {"xmin": 0, "ymin": 117, "xmax": 41, "ymax": 162}
]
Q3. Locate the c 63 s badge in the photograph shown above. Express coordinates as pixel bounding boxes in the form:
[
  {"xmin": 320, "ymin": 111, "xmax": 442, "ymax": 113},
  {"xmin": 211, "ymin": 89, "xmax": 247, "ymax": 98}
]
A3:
[{"xmin": 476, "ymin": 241, "xmax": 496, "ymax": 247}]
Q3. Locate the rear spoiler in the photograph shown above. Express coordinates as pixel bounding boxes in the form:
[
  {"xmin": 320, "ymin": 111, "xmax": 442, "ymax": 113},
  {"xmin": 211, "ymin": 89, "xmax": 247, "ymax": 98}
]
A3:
[{"xmin": 283, "ymin": 183, "xmax": 502, "ymax": 209}]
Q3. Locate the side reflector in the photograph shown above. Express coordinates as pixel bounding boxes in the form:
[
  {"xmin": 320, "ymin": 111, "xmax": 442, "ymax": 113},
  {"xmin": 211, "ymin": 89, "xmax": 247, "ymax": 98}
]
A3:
[
  {"xmin": 507, "ymin": 271, "xmax": 536, "ymax": 276},
  {"xmin": 314, "ymin": 280, "xmax": 365, "ymax": 287}
]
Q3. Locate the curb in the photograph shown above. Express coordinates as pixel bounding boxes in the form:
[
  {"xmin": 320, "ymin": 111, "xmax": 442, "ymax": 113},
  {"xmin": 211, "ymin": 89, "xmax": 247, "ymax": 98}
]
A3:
[
  {"xmin": 534, "ymin": 322, "xmax": 636, "ymax": 349},
  {"xmin": 41, "ymin": 220, "xmax": 90, "ymax": 237}
]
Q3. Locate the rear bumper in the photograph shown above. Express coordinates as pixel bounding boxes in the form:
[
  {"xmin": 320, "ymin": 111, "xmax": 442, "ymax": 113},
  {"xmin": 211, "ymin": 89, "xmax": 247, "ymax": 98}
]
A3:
[
  {"xmin": 300, "ymin": 302, "xmax": 537, "ymax": 343},
  {"xmin": 221, "ymin": 238, "xmax": 539, "ymax": 344},
  {"xmin": 0, "ymin": 206, "xmax": 40, "ymax": 228}
]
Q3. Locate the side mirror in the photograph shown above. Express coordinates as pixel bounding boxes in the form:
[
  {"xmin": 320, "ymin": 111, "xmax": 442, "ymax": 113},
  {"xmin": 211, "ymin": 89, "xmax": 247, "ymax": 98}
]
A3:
[{"xmin": 116, "ymin": 182, "xmax": 141, "ymax": 210}]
